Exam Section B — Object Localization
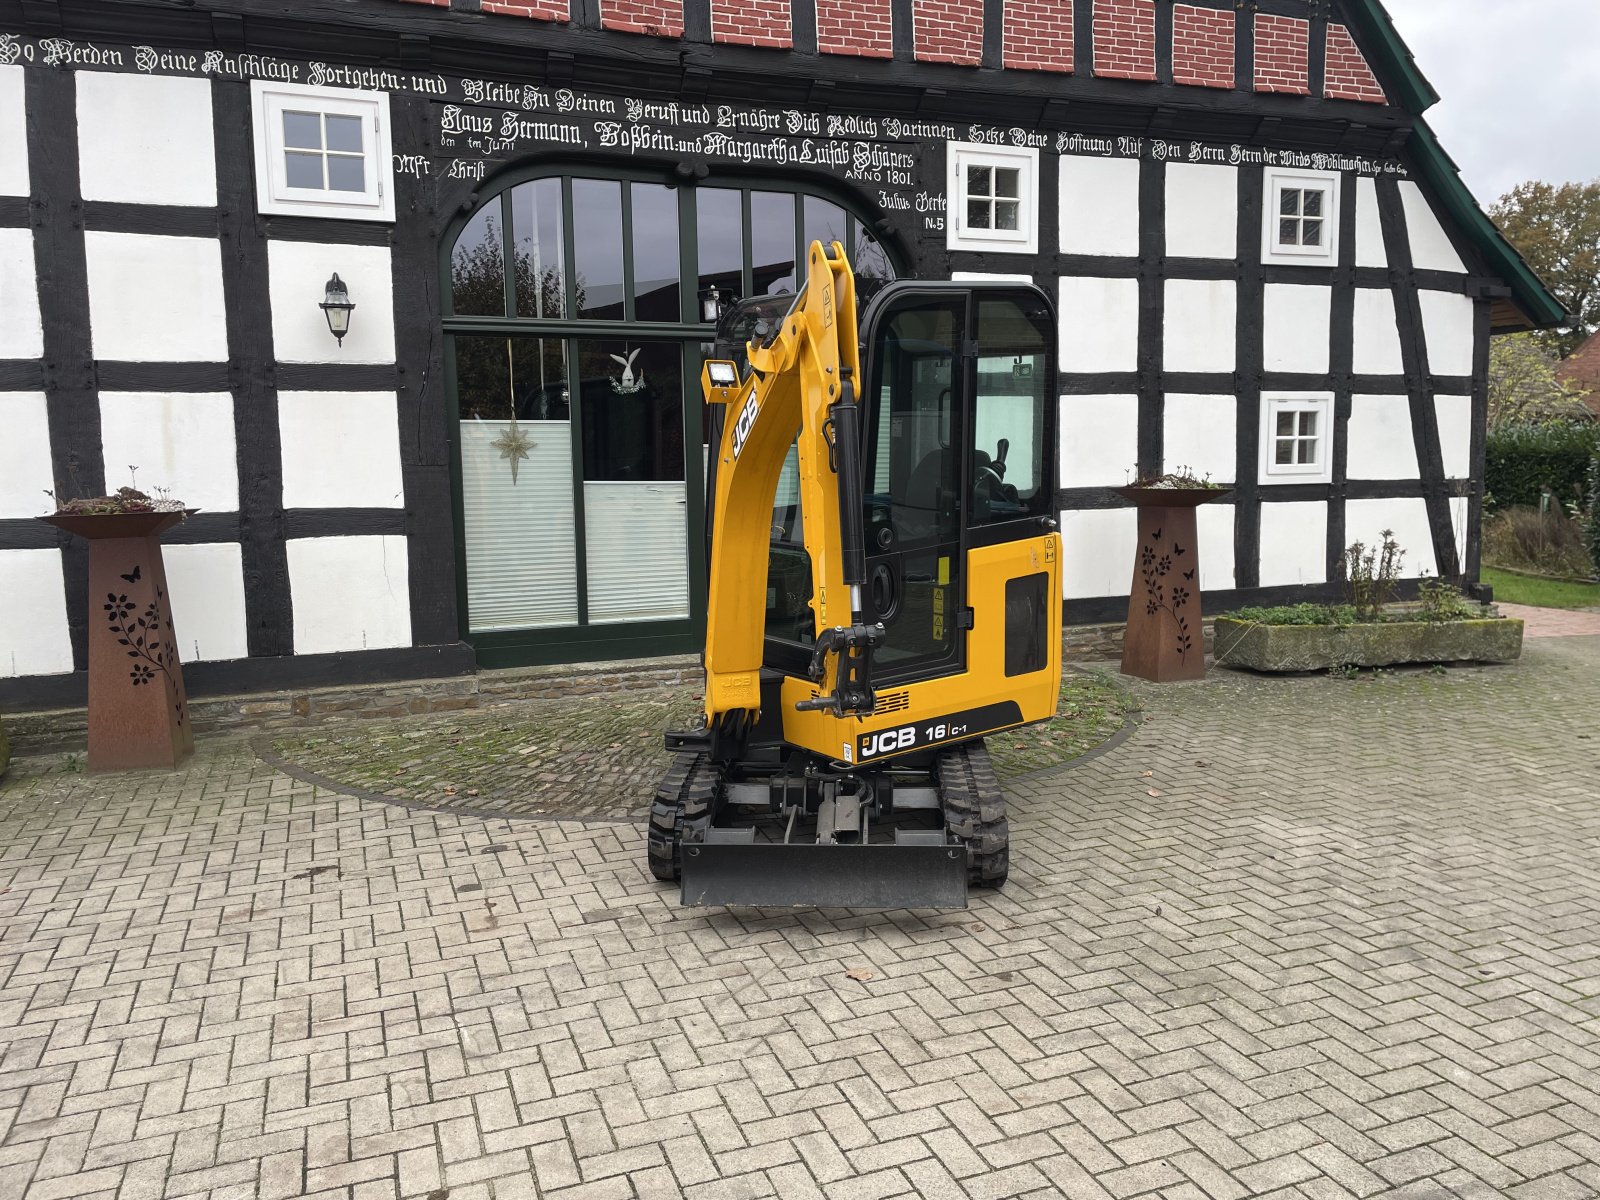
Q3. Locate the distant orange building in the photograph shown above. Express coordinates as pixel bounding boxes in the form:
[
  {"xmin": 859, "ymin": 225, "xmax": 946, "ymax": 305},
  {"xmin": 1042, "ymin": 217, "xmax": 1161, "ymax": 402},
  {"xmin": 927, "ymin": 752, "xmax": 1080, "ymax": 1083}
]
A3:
[{"xmin": 1558, "ymin": 331, "xmax": 1600, "ymax": 416}]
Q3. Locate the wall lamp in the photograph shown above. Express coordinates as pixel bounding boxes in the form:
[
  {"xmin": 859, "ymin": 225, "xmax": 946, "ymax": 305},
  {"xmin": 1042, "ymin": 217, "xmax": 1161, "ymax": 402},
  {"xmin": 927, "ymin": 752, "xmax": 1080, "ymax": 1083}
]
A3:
[{"xmin": 320, "ymin": 273, "xmax": 356, "ymax": 346}]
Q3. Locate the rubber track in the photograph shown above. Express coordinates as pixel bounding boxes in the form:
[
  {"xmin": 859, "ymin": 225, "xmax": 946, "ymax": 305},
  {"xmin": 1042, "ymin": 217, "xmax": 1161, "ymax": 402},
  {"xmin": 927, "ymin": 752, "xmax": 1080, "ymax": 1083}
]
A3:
[
  {"xmin": 938, "ymin": 741, "xmax": 1009, "ymax": 888},
  {"xmin": 646, "ymin": 750, "xmax": 720, "ymax": 882}
]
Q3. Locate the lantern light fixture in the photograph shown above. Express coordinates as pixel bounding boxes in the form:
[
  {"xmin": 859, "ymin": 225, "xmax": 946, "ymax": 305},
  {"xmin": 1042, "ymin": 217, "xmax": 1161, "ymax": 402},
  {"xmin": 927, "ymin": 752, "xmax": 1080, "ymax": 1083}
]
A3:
[
  {"xmin": 700, "ymin": 284, "xmax": 729, "ymax": 324},
  {"xmin": 319, "ymin": 272, "xmax": 356, "ymax": 346}
]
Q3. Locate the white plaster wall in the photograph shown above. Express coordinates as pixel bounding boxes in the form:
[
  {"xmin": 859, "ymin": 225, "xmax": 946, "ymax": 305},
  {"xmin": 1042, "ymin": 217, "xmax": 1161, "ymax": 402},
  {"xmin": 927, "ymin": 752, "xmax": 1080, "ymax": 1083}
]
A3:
[
  {"xmin": 1400, "ymin": 181, "xmax": 1466, "ymax": 273},
  {"xmin": 1352, "ymin": 289, "xmax": 1404, "ymax": 376},
  {"xmin": 163, "ymin": 542, "xmax": 249, "ymax": 663},
  {"xmin": 1419, "ymin": 291, "xmax": 1476, "ymax": 376},
  {"xmin": 287, "ymin": 535, "xmax": 411, "ymax": 654},
  {"xmin": 1346, "ymin": 395, "xmax": 1418, "ymax": 480},
  {"xmin": 1435, "ymin": 394, "xmax": 1473, "ymax": 480},
  {"xmin": 1258, "ymin": 501, "xmax": 1328, "ymax": 587},
  {"xmin": 1060, "ymin": 395, "xmax": 1139, "ymax": 487},
  {"xmin": 278, "ymin": 391, "xmax": 404, "ymax": 508},
  {"xmin": 268, "ymin": 240, "xmax": 397, "ymax": 365},
  {"xmin": 98, "ymin": 392, "xmax": 238, "ymax": 511},
  {"xmin": 1197, "ymin": 503, "xmax": 1236, "ymax": 591},
  {"xmin": 1162, "ymin": 394, "xmax": 1236, "ymax": 484},
  {"xmin": 1059, "ymin": 157, "xmax": 1141, "ymax": 258},
  {"xmin": 85, "ymin": 233, "xmax": 228, "ymax": 362},
  {"xmin": 1263, "ymin": 284, "xmax": 1331, "ymax": 374},
  {"xmin": 0, "ymin": 227, "xmax": 43, "ymax": 359},
  {"xmin": 1354, "ymin": 177, "xmax": 1386, "ymax": 269},
  {"xmin": 0, "ymin": 66, "xmax": 27, "ymax": 197},
  {"xmin": 1165, "ymin": 163, "xmax": 1237, "ymax": 260},
  {"xmin": 0, "ymin": 393, "xmax": 55, "ymax": 518},
  {"xmin": 1058, "ymin": 277, "xmax": 1140, "ymax": 373},
  {"xmin": 76, "ymin": 72, "xmax": 216, "ymax": 207},
  {"xmin": 0, "ymin": 549, "xmax": 74, "ymax": 677},
  {"xmin": 1060, "ymin": 507, "xmax": 1137, "ymax": 600},
  {"xmin": 952, "ymin": 272, "xmax": 1033, "ymax": 283},
  {"xmin": 1346, "ymin": 497, "xmax": 1437, "ymax": 577},
  {"xmin": 1165, "ymin": 280, "xmax": 1236, "ymax": 373}
]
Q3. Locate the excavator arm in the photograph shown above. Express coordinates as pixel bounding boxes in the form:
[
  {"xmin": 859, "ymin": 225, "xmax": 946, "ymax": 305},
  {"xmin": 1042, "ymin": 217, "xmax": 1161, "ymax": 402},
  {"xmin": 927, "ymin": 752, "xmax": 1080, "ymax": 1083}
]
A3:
[{"xmin": 698, "ymin": 241, "xmax": 877, "ymax": 750}]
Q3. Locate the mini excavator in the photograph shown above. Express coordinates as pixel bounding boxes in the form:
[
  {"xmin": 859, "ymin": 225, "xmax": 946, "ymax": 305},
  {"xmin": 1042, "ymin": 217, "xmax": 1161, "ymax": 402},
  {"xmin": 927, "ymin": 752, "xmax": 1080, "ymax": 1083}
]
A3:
[{"xmin": 649, "ymin": 241, "xmax": 1062, "ymax": 908}]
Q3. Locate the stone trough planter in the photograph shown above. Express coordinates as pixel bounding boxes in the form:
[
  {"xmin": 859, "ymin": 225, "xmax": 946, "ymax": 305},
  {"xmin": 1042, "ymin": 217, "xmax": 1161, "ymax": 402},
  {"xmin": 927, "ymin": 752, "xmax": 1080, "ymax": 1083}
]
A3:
[{"xmin": 1213, "ymin": 615, "xmax": 1525, "ymax": 672}]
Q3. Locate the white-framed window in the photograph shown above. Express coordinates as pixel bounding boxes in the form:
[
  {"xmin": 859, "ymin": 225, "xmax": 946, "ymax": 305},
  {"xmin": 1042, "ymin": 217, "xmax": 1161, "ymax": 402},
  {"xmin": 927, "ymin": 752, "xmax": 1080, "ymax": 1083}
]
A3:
[
  {"xmin": 1262, "ymin": 168, "xmax": 1339, "ymax": 266},
  {"xmin": 251, "ymin": 81, "xmax": 394, "ymax": 221},
  {"xmin": 1260, "ymin": 394, "xmax": 1334, "ymax": 483},
  {"xmin": 947, "ymin": 142, "xmax": 1039, "ymax": 255}
]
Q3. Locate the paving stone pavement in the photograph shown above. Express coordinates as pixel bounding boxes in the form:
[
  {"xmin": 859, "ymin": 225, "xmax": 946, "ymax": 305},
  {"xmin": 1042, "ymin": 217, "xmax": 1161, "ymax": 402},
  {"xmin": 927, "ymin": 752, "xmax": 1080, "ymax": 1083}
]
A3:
[{"xmin": 3, "ymin": 635, "xmax": 1600, "ymax": 1200}]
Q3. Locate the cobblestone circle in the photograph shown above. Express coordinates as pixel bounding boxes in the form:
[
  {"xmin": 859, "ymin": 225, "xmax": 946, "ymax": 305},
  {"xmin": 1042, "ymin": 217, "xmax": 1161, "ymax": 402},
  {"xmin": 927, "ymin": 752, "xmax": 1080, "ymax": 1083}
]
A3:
[
  {"xmin": 260, "ymin": 671, "xmax": 1136, "ymax": 822},
  {"xmin": 2, "ymin": 636, "xmax": 1599, "ymax": 1199}
]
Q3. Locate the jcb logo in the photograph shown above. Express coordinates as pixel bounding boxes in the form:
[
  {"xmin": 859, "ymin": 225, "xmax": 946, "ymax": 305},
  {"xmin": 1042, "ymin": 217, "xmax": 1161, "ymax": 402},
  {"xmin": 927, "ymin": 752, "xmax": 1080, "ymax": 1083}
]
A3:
[
  {"xmin": 860, "ymin": 725, "xmax": 915, "ymax": 759},
  {"xmin": 731, "ymin": 395, "xmax": 760, "ymax": 459}
]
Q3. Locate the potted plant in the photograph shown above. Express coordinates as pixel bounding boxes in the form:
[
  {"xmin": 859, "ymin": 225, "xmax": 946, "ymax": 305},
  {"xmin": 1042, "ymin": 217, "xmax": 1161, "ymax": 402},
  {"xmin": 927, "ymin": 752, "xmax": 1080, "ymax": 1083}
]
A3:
[
  {"xmin": 1116, "ymin": 469, "xmax": 1232, "ymax": 683},
  {"xmin": 1214, "ymin": 532, "xmax": 1524, "ymax": 672},
  {"xmin": 39, "ymin": 484, "xmax": 196, "ymax": 771}
]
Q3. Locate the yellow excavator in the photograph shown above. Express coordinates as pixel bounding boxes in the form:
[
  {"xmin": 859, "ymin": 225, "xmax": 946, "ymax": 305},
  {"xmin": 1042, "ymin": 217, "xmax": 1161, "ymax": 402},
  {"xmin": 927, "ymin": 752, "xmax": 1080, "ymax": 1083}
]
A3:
[{"xmin": 650, "ymin": 241, "xmax": 1062, "ymax": 908}]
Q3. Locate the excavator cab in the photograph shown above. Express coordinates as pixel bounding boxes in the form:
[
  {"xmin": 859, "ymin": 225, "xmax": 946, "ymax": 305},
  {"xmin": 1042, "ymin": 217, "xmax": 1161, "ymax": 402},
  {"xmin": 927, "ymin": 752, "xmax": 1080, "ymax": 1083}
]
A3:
[{"xmin": 651, "ymin": 244, "xmax": 1061, "ymax": 908}]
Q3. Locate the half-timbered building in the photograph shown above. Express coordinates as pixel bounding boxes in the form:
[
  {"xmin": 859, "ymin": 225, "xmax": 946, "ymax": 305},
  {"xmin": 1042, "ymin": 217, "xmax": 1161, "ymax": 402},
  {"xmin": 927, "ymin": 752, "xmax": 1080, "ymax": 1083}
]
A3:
[{"xmin": 0, "ymin": 0, "xmax": 1564, "ymax": 704}]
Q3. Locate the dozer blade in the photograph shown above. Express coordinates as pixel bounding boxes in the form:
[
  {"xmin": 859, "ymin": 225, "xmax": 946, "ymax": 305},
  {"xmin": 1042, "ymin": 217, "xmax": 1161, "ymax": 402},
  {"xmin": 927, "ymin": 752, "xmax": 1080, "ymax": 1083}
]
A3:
[{"xmin": 679, "ymin": 829, "xmax": 968, "ymax": 909}]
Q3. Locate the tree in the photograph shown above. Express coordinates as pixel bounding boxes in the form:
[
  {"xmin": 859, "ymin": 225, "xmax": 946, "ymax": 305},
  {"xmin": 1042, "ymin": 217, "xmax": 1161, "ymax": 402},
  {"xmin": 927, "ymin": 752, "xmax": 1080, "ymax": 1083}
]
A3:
[
  {"xmin": 1487, "ymin": 333, "xmax": 1593, "ymax": 428},
  {"xmin": 1490, "ymin": 180, "xmax": 1600, "ymax": 359}
]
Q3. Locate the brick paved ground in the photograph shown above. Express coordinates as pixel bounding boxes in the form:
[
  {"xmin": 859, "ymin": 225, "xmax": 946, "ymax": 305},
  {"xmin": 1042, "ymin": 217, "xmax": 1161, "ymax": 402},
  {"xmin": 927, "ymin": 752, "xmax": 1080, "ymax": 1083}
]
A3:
[
  {"xmin": 1496, "ymin": 603, "xmax": 1600, "ymax": 639},
  {"xmin": 3, "ymin": 635, "xmax": 1600, "ymax": 1199}
]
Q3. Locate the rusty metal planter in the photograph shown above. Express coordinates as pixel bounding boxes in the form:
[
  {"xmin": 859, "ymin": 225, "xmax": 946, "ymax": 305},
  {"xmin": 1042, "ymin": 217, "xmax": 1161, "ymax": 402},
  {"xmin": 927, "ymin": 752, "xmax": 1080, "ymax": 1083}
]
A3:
[
  {"xmin": 1115, "ymin": 486, "xmax": 1232, "ymax": 683},
  {"xmin": 40, "ymin": 511, "xmax": 195, "ymax": 772},
  {"xmin": 1213, "ymin": 615, "xmax": 1525, "ymax": 672}
]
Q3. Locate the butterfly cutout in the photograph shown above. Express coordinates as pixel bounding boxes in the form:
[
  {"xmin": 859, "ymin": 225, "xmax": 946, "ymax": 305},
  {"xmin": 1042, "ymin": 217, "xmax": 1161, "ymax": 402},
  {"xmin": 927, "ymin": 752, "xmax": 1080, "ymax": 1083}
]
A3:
[
  {"xmin": 121, "ymin": 565, "xmax": 142, "ymax": 584},
  {"xmin": 1173, "ymin": 544, "xmax": 1187, "ymax": 556},
  {"xmin": 1183, "ymin": 569, "xmax": 1196, "ymax": 581}
]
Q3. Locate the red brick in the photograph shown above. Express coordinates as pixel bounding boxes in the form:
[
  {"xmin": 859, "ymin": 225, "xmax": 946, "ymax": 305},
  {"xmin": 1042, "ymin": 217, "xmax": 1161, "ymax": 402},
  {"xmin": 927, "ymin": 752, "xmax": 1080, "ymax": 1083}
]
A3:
[
  {"xmin": 1093, "ymin": 0, "xmax": 1155, "ymax": 81},
  {"xmin": 1171, "ymin": 3, "xmax": 1231, "ymax": 89},
  {"xmin": 712, "ymin": 0, "xmax": 791, "ymax": 47},
  {"xmin": 1254, "ymin": 12, "xmax": 1309, "ymax": 94},
  {"xmin": 1003, "ymin": 0, "xmax": 1073, "ymax": 72},
  {"xmin": 817, "ymin": 0, "xmax": 893, "ymax": 57},
  {"xmin": 1323, "ymin": 22, "xmax": 1387, "ymax": 104},
  {"xmin": 914, "ymin": 0, "xmax": 983, "ymax": 65},
  {"xmin": 601, "ymin": 0, "xmax": 683, "ymax": 37}
]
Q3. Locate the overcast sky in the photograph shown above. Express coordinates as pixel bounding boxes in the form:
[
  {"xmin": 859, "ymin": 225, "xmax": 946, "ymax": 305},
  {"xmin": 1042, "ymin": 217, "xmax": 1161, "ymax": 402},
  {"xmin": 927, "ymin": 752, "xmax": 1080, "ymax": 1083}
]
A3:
[{"xmin": 1382, "ymin": 0, "xmax": 1599, "ymax": 207}]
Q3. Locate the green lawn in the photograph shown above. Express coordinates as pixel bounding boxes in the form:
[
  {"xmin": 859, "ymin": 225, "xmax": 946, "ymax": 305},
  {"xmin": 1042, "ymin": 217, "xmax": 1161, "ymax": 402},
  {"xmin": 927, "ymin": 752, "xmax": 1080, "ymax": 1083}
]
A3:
[{"xmin": 1483, "ymin": 566, "xmax": 1600, "ymax": 610}]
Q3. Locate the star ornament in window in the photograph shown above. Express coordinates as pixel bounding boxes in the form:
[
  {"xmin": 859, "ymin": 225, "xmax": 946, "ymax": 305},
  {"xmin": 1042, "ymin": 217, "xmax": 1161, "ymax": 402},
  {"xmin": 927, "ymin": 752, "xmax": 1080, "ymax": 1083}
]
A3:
[{"xmin": 491, "ymin": 422, "xmax": 536, "ymax": 484}]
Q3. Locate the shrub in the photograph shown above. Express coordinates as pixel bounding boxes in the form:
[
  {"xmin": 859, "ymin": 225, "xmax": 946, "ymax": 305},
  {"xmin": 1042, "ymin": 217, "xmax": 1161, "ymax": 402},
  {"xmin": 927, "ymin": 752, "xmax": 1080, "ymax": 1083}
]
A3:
[
  {"xmin": 1587, "ymin": 456, "xmax": 1600, "ymax": 575},
  {"xmin": 1482, "ymin": 505, "xmax": 1595, "ymax": 578},
  {"xmin": 1229, "ymin": 604, "xmax": 1358, "ymax": 626},
  {"xmin": 1484, "ymin": 421, "xmax": 1600, "ymax": 512},
  {"xmin": 1416, "ymin": 577, "xmax": 1478, "ymax": 622},
  {"xmin": 1342, "ymin": 530, "xmax": 1403, "ymax": 622}
]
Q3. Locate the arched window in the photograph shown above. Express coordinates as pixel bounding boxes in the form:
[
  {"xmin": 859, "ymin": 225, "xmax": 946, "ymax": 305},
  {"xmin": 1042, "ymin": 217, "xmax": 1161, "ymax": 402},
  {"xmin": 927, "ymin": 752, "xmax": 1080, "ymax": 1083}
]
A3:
[{"xmin": 443, "ymin": 168, "xmax": 897, "ymax": 664}]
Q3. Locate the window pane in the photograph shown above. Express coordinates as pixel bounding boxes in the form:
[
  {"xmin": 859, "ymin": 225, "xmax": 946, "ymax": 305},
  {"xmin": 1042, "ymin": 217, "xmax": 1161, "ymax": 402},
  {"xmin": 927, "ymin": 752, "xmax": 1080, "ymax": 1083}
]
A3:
[
  {"xmin": 284, "ymin": 151, "xmax": 323, "ymax": 189},
  {"xmin": 1280, "ymin": 188, "xmax": 1300, "ymax": 216},
  {"xmin": 630, "ymin": 183, "xmax": 681, "ymax": 323},
  {"xmin": 853, "ymin": 229, "xmax": 894, "ymax": 296},
  {"xmin": 994, "ymin": 199, "xmax": 1020, "ymax": 231},
  {"xmin": 572, "ymin": 179, "xmax": 624, "ymax": 320},
  {"xmin": 750, "ymin": 191, "xmax": 796, "ymax": 295},
  {"xmin": 994, "ymin": 167, "xmax": 1021, "ymax": 199},
  {"xmin": 1302, "ymin": 219, "xmax": 1323, "ymax": 247},
  {"xmin": 326, "ymin": 155, "xmax": 365, "ymax": 193},
  {"xmin": 456, "ymin": 335, "xmax": 578, "ymax": 632},
  {"xmin": 967, "ymin": 199, "xmax": 991, "ymax": 230},
  {"xmin": 1276, "ymin": 411, "xmax": 1295, "ymax": 437},
  {"xmin": 451, "ymin": 204, "xmax": 506, "ymax": 316},
  {"xmin": 1298, "ymin": 411, "xmax": 1318, "ymax": 437},
  {"xmin": 967, "ymin": 164, "xmax": 992, "ymax": 196},
  {"xmin": 696, "ymin": 187, "xmax": 744, "ymax": 308},
  {"xmin": 803, "ymin": 196, "xmax": 849, "ymax": 257},
  {"xmin": 575, "ymin": 340, "xmax": 685, "ymax": 482},
  {"xmin": 282, "ymin": 110, "xmax": 322, "ymax": 149},
  {"xmin": 973, "ymin": 295, "xmax": 1053, "ymax": 525},
  {"xmin": 512, "ymin": 178, "xmax": 567, "ymax": 320},
  {"xmin": 1302, "ymin": 189, "xmax": 1323, "ymax": 217},
  {"xmin": 1279, "ymin": 218, "xmax": 1299, "ymax": 246},
  {"xmin": 1297, "ymin": 438, "xmax": 1317, "ymax": 465},
  {"xmin": 1275, "ymin": 438, "xmax": 1294, "ymax": 465},
  {"xmin": 324, "ymin": 114, "xmax": 363, "ymax": 154}
]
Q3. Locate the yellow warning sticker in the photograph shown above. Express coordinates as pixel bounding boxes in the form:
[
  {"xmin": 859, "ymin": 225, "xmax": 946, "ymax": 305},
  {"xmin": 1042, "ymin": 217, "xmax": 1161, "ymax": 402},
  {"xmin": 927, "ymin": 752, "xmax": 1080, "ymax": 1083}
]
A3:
[{"xmin": 937, "ymin": 556, "xmax": 950, "ymax": 586}]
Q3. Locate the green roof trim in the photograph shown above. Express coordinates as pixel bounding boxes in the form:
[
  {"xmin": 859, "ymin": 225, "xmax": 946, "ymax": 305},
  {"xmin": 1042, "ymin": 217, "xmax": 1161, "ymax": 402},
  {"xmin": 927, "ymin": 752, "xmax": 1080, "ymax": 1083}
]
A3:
[{"xmin": 1344, "ymin": 0, "xmax": 1567, "ymax": 330}]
